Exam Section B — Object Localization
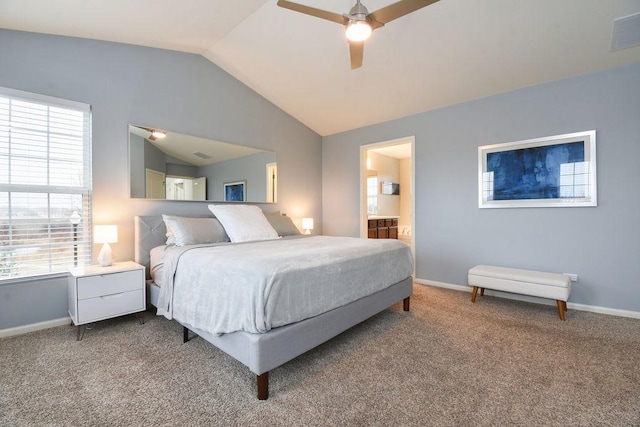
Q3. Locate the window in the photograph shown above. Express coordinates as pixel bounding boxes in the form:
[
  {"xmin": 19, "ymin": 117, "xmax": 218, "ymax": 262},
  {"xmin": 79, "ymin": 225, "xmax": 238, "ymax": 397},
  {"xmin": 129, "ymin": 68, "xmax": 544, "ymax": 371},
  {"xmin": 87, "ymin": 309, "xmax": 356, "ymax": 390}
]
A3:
[
  {"xmin": 0, "ymin": 86, "xmax": 92, "ymax": 280},
  {"xmin": 367, "ymin": 176, "xmax": 378, "ymax": 215}
]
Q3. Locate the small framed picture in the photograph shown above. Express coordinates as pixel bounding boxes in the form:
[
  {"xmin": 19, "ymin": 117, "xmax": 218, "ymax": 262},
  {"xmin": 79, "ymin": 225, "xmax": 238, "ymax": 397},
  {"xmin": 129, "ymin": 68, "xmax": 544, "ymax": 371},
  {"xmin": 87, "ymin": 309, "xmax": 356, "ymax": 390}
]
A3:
[{"xmin": 223, "ymin": 180, "xmax": 246, "ymax": 202}]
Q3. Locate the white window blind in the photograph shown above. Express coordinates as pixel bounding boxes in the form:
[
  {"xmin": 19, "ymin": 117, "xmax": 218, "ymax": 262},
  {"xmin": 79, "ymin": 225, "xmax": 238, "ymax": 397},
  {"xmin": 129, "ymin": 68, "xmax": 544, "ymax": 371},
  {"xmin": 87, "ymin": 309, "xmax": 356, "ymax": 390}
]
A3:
[{"xmin": 0, "ymin": 86, "xmax": 92, "ymax": 280}]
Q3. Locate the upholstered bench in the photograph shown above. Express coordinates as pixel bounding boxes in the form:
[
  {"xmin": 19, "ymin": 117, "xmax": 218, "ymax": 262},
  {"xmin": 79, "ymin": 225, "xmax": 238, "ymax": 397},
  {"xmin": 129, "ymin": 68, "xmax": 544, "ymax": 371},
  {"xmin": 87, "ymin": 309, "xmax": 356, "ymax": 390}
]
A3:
[{"xmin": 468, "ymin": 265, "xmax": 571, "ymax": 320}]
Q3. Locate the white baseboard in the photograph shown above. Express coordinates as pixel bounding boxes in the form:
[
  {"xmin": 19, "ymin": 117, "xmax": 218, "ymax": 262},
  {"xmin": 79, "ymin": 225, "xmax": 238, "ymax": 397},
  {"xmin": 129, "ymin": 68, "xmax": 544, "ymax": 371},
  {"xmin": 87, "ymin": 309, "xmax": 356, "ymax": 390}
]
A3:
[
  {"xmin": 0, "ymin": 317, "xmax": 72, "ymax": 339},
  {"xmin": 3, "ymin": 280, "xmax": 639, "ymax": 338},
  {"xmin": 415, "ymin": 278, "xmax": 640, "ymax": 319}
]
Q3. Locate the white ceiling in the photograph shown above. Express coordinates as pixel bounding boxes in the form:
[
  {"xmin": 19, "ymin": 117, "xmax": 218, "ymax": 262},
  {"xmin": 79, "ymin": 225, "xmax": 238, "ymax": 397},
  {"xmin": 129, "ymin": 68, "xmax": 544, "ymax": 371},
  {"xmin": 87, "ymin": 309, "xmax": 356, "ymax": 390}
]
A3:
[
  {"xmin": 1, "ymin": 0, "xmax": 639, "ymax": 136},
  {"xmin": 129, "ymin": 125, "xmax": 265, "ymax": 167}
]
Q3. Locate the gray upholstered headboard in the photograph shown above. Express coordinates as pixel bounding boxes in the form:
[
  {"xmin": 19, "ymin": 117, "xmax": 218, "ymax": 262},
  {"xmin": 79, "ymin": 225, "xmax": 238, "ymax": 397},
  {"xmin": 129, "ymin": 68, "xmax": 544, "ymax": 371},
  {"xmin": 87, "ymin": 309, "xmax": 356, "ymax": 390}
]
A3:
[
  {"xmin": 134, "ymin": 212, "xmax": 290, "ymax": 279},
  {"xmin": 134, "ymin": 216, "xmax": 166, "ymax": 278}
]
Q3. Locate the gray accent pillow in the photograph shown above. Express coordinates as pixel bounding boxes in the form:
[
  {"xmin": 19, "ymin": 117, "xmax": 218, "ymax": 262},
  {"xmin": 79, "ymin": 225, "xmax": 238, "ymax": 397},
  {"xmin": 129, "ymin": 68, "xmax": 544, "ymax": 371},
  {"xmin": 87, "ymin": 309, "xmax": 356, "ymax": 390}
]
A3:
[
  {"xmin": 207, "ymin": 205, "xmax": 279, "ymax": 243},
  {"xmin": 162, "ymin": 215, "xmax": 230, "ymax": 246},
  {"xmin": 265, "ymin": 211, "xmax": 301, "ymax": 236}
]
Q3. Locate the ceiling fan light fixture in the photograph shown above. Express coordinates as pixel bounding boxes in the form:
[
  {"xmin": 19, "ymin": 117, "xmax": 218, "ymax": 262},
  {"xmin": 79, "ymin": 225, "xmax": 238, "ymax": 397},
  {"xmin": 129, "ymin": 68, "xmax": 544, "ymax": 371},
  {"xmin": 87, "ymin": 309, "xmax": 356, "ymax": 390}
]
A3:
[
  {"xmin": 277, "ymin": 0, "xmax": 439, "ymax": 68},
  {"xmin": 151, "ymin": 129, "xmax": 167, "ymax": 140},
  {"xmin": 346, "ymin": 20, "xmax": 372, "ymax": 42}
]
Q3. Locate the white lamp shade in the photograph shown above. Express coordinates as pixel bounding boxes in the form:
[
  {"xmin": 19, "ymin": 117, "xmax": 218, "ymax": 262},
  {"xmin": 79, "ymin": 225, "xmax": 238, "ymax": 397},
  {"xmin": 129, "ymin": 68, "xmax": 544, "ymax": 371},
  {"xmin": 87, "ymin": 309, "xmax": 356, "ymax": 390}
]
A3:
[
  {"xmin": 302, "ymin": 218, "xmax": 314, "ymax": 235},
  {"xmin": 94, "ymin": 225, "xmax": 118, "ymax": 244},
  {"xmin": 94, "ymin": 225, "xmax": 117, "ymax": 267}
]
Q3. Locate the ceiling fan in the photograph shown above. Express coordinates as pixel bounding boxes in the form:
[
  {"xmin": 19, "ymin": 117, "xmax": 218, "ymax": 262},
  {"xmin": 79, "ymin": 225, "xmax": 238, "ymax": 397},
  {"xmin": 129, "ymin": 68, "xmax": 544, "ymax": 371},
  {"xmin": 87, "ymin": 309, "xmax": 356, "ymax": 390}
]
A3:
[
  {"xmin": 134, "ymin": 125, "xmax": 167, "ymax": 141},
  {"xmin": 277, "ymin": 0, "xmax": 439, "ymax": 69}
]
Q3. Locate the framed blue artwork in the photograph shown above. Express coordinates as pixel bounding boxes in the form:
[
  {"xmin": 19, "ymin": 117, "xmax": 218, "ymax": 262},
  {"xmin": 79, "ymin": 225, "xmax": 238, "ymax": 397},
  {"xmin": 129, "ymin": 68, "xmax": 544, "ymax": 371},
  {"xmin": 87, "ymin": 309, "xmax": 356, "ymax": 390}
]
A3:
[
  {"xmin": 223, "ymin": 180, "xmax": 246, "ymax": 202},
  {"xmin": 478, "ymin": 130, "xmax": 597, "ymax": 208}
]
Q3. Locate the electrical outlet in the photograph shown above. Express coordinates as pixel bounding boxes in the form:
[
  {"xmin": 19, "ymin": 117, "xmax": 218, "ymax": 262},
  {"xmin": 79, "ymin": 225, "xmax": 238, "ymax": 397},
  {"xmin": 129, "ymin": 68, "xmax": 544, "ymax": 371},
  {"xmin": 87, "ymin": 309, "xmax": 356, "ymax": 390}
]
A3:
[{"xmin": 564, "ymin": 273, "xmax": 578, "ymax": 282}]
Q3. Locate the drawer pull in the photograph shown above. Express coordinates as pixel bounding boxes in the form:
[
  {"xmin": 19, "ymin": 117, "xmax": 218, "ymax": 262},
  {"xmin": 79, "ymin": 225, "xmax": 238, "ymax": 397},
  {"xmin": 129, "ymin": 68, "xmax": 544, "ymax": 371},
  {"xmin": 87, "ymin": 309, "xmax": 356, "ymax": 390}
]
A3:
[{"xmin": 100, "ymin": 293, "xmax": 124, "ymax": 299}]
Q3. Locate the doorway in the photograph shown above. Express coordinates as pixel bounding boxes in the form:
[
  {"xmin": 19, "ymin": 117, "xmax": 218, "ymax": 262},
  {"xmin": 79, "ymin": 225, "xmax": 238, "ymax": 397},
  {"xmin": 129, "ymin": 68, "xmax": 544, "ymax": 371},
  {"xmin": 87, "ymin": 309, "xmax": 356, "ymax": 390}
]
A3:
[
  {"xmin": 165, "ymin": 176, "xmax": 207, "ymax": 201},
  {"xmin": 266, "ymin": 162, "xmax": 278, "ymax": 203},
  {"xmin": 145, "ymin": 168, "xmax": 165, "ymax": 199},
  {"xmin": 360, "ymin": 137, "xmax": 415, "ymax": 253}
]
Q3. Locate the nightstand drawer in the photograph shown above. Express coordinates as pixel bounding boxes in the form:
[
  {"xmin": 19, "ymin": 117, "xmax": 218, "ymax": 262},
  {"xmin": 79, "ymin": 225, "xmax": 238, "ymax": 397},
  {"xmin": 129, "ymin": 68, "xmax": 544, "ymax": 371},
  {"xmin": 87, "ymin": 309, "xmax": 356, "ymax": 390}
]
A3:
[
  {"xmin": 77, "ymin": 270, "xmax": 142, "ymax": 300},
  {"xmin": 77, "ymin": 289, "xmax": 144, "ymax": 323}
]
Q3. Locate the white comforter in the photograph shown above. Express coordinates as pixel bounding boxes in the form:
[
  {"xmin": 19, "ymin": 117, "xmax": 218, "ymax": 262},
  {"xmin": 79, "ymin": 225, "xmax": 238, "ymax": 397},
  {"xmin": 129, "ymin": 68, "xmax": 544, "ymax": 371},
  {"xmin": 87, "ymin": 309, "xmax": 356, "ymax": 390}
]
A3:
[{"xmin": 157, "ymin": 236, "xmax": 413, "ymax": 335}]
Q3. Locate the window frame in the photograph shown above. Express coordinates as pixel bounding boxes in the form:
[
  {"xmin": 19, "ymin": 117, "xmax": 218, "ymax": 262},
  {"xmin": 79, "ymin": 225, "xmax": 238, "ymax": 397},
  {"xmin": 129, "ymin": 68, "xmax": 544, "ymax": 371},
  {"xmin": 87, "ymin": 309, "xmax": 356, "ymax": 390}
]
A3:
[
  {"xmin": 0, "ymin": 86, "xmax": 92, "ymax": 282},
  {"xmin": 367, "ymin": 175, "xmax": 378, "ymax": 215}
]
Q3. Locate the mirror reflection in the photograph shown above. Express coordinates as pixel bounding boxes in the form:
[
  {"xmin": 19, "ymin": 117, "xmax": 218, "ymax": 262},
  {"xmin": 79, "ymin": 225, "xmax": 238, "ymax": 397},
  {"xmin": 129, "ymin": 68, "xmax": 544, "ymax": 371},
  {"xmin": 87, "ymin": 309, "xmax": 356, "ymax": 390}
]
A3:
[{"xmin": 129, "ymin": 125, "xmax": 277, "ymax": 202}]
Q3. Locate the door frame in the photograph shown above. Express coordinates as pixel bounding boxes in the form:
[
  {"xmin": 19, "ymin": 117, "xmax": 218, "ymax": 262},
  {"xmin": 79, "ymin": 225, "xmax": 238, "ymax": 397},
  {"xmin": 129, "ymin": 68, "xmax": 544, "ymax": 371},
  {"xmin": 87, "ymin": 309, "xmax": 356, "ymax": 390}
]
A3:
[
  {"xmin": 266, "ymin": 162, "xmax": 277, "ymax": 203},
  {"xmin": 359, "ymin": 136, "xmax": 415, "ymax": 256}
]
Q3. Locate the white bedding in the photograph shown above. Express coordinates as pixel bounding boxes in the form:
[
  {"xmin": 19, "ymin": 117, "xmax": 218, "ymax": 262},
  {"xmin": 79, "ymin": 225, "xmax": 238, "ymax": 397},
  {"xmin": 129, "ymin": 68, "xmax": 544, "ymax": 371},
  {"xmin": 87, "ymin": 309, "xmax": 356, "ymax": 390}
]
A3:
[{"xmin": 156, "ymin": 236, "xmax": 413, "ymax": 335}]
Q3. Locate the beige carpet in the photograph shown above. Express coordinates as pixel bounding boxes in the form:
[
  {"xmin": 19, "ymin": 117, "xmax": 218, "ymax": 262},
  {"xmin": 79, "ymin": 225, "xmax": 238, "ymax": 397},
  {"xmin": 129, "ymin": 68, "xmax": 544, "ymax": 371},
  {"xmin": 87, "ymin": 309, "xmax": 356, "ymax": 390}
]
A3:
[{"xmin": 1, "ymin": 284, "xmax": 639, "ymax": 426}]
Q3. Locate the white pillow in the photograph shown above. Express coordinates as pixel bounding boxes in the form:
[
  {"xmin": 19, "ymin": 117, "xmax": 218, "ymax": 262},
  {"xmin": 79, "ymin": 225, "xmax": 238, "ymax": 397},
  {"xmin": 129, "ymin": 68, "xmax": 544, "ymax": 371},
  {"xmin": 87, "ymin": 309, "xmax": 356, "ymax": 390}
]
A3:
[
  {"xmin": 162, "ymin": 215, "xmax": 229, "ymax": 246},
  {"xmin": 207, "ymin": 205, "xmax": 279, "ymax": 243}
]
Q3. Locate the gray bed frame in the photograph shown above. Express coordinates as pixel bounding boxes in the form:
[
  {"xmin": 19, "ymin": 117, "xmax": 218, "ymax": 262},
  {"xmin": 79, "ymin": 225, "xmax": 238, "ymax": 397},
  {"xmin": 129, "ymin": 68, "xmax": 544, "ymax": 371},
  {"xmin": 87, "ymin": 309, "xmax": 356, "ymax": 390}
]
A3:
[{"xmin": 134, "ymin": 215, "xmax": 412, "ymax": 399}]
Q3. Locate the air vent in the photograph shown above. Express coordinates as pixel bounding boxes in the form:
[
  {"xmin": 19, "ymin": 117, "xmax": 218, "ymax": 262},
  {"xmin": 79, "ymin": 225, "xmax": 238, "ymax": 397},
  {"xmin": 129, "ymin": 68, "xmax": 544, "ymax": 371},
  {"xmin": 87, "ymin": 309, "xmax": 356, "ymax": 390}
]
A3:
[
  {"xmin": 612, "ymin": 12, "xmax": 640, "ymax": 51},
  {"xmin": 192, "ymin": 151, "xmax": 212, "ymax": 160}
]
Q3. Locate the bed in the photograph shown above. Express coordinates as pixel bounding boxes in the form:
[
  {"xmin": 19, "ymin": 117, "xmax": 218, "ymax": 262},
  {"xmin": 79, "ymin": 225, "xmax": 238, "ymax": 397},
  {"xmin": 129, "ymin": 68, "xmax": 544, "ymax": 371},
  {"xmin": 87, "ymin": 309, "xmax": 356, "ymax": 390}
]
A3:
[{"xmin": 134, "ymin": 209, "xmax": 414, "ymax": 400}]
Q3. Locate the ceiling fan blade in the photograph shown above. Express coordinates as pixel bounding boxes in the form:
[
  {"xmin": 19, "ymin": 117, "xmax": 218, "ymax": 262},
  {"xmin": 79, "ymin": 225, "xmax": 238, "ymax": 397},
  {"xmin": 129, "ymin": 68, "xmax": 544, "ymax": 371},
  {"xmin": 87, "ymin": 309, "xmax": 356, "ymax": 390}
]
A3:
[
  {"xmin": 349, "ymin": 41, "xmax": 364, "ymax": 69},
  {"xmin": 277, "ymin": 0, "xmax": 347, "ymax": 25},
  {"xmin": 368, "ymin": 0, "xmax": 439, "ymax": 25}
]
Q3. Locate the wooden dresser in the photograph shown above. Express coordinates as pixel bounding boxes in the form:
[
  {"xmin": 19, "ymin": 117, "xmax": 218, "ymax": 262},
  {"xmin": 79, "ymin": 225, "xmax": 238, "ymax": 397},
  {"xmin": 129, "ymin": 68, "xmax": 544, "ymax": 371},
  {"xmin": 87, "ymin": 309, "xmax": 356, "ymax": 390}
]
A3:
[{"xmin": 368, "ymin": 218, "xmax": 399, "ymax": 239}]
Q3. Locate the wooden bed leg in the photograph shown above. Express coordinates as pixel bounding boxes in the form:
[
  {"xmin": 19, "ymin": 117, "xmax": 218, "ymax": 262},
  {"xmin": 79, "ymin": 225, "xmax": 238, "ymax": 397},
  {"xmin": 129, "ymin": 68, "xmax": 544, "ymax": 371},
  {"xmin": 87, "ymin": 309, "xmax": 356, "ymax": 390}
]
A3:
[
  {"xmin": 471, "ymin": 286, "xmax": 479, "ymax": 303},
  {"xmin": 403, "ymin": 296, "xmax": 410, "ymax": 311},
  {"xmin": 257, "ymin": 372, "xmax": 269, "ymax": 400},
  {"xmin": 480, "ymin": 287, "xmax": 485, "ymax": 296},
  {"xmin": 183, "ymin": 326, "xmax": 190, "ymax": 343}
]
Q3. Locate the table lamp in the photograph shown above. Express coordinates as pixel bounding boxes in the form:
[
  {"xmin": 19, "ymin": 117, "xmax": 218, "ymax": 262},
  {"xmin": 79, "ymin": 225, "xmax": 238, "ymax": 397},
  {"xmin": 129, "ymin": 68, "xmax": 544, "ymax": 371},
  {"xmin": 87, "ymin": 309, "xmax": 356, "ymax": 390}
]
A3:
[
  {"xmin": 301, "ymin": 218, "xmax": 314, "ymax": 235},
  {"xmin": 94, "ymin": 225, "xmax": 118, "ymax": 266}
]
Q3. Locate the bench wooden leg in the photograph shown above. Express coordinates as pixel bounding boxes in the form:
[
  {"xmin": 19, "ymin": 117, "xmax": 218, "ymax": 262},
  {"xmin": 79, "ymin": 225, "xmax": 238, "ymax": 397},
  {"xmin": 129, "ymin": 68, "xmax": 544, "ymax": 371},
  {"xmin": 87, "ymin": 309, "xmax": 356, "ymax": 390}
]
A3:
[
  {"xmin": 556, "ymin": 300, "xmax": 566, "ymax": 321},
  {"xmin": 403, "ymin": 296, "xmax": 410, "ymax": 311},
  {"xmin": 471, "ymin": 286, "xmax": 479, "ymax": 303},
  {"xmin": 480, "ymin": 288, "xmax": 484, "ymax": 296}
]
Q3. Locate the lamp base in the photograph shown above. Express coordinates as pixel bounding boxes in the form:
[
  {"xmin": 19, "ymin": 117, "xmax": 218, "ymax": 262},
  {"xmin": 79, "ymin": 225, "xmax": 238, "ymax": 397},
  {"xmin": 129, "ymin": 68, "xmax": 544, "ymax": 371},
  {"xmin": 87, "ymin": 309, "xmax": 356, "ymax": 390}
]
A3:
[{"xmin": 97, "ymin": 243, "xmax": 113, "ymax": 267}]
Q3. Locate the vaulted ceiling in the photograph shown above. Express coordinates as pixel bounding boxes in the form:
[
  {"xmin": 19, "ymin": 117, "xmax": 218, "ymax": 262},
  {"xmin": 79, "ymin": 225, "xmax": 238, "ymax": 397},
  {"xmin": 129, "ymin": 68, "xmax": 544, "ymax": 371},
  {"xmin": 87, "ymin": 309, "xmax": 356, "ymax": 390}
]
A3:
[{"xmin": 1, "ymin": 0, "xmax": 639, "ymax": 136}]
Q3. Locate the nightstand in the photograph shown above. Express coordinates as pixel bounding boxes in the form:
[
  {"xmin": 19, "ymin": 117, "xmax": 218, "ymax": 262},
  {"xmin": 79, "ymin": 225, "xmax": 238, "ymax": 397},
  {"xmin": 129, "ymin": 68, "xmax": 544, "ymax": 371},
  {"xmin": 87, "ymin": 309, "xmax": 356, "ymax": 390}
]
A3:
[{"xmin": 68, "ymin": 261, "xmax": 146, "ymax": 340}]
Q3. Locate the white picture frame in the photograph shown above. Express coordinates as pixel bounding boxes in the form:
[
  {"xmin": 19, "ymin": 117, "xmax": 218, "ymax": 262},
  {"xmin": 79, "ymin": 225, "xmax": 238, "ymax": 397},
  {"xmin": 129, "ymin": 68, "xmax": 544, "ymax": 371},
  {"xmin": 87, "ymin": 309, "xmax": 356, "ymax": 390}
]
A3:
[{"xmin": 478, "ymin": 130, "xmax": 597, "ymax": 208}]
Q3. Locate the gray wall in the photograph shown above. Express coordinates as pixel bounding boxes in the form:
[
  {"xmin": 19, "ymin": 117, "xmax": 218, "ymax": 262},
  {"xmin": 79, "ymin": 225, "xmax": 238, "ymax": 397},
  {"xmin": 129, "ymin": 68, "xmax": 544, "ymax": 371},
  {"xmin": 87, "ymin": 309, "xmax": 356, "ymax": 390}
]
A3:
[
  {"xmin": 0, "ymin": 29, "xmax": 322, "ymax": 329},
  {"xmin": 129, "ymin": 133, "xmax": 145, "ymax": 198},
  {"xmin": 145, "ymin": 141, "xmax": 168, "ymax": 175},
  {"xmin": 200, "ymin": 151, "xmax": 276, "ymax": 201},
  {"xmin": 166, "ymin": 158, "xmax": 198, "ymax": 178},
  {"xmin": 323, "ymin": 63, "xmax": 640, "ymax": 313}
]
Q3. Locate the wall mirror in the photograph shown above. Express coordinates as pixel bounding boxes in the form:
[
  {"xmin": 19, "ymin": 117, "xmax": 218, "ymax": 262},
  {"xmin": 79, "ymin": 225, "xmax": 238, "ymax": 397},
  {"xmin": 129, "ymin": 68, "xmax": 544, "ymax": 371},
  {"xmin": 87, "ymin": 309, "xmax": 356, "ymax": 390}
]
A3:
[{"xmin": 129, "ymin": 125, "xmax": 277, "ymax": 202}]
